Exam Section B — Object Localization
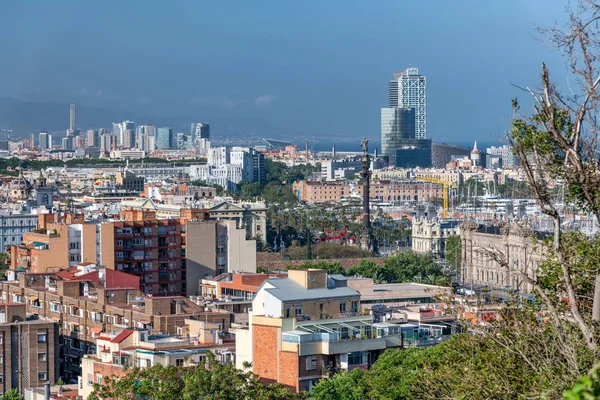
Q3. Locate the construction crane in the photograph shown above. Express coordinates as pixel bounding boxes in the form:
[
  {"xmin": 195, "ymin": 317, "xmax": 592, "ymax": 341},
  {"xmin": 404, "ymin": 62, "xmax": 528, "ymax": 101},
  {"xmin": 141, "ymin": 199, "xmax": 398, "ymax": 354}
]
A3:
[{"xmin": 415, "ymin": 176, "xmax": 457, "ymax": 218}]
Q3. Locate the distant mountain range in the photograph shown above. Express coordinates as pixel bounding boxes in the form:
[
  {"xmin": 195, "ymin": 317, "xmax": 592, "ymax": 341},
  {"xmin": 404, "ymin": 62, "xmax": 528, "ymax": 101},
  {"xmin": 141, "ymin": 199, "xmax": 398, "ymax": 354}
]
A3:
[{"xmin": 0, "ymin": 97, "xmax": 281, "ymax": 139}]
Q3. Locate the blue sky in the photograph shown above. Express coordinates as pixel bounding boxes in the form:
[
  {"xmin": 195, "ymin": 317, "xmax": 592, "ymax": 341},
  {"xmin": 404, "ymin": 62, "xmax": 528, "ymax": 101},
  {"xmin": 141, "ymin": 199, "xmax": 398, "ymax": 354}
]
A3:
[{"xmin": 0, "ymin": 1, "xmax": 569, "ymax": 142}]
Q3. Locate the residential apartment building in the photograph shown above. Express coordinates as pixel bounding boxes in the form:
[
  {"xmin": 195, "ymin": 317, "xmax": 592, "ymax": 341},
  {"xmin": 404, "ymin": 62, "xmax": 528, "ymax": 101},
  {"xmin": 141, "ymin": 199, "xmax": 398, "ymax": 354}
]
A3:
[
  {"xmin": 79, "ymin": 320, "xmax": 232, "ymax": 399},
  {"xmin": 292, "ymin": 179, "xmax": 444, "ymax": 203},
  {"xmin": 189, "ymin": 146, "xmax": 265, "ymax": 191},
  {"xmin": 460, "ymin": 220, "xmax": 543, "ymax": 293},
  {"xmin": 99, "ymin": 209, "xmax": 187, "ymax": 296},
  {"xmin": 0, "ymin": 209, "xmax": 39, "ymax": 251},
  {"xmin": 186, "ymin": 219, "xmax": 257, "ymax": 287},
  {"xmin": 0, "ymin": 267, "xmax": 232, "ymax": 383},
  {"xmin": 237, "ymin": 269, "xmax": 406, "ymax": 392},
  {"xmin": 10, "ymin": 208, "xmax": 257, "ymax": 297},
  {"xmin": 0, "ymin": 304, "xmax": 59, "ymax": 394}
]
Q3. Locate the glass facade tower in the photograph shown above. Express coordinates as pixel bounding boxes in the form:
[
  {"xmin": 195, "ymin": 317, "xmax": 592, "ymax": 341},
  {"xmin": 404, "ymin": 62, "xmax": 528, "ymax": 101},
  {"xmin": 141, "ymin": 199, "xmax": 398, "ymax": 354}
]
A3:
[
  {"xmin": 381, "ymin": 108, "xmax": 416, "ymax": 166},
  {"xmin": 156, "ymin": 127, "xmax": 173, "ymax": 149}
]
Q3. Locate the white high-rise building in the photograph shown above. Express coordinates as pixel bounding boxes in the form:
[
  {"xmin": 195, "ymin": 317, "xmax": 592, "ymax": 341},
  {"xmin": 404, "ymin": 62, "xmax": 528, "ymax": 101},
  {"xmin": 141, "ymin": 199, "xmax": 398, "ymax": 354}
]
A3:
[
  {"xmin": 38, "ymin": 131, "xmax": 48, "ymax": 151},
  {"xmin": 389, "ymin": 67, "xmax": 427, "ymax": 139},
  {"xmin": 113, "ymin": 121, "xmax": 135, "ymax": 146}
]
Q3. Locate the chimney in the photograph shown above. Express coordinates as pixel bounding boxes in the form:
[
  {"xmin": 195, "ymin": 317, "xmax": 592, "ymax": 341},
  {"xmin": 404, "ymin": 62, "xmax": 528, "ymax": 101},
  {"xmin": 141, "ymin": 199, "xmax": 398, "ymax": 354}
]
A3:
[{"xmin": 44, "ymin": 381, "xmax": 50, "ymax": 400}]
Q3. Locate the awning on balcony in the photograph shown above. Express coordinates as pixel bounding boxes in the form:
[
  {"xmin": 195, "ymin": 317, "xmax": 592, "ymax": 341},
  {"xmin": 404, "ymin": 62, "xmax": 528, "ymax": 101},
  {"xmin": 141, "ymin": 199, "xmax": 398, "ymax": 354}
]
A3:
[
  {"xmin": 90, "ymin": 327, "xmax": 103, "ymax": 334},
  {"xmin": 28, "ymin": 296, "xmax": 38, "ymax": 301}
]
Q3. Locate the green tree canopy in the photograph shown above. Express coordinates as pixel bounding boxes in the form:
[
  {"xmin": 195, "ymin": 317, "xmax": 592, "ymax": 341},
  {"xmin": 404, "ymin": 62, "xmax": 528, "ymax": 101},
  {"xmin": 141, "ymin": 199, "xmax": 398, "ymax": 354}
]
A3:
[{"xmin": 89, "ymin": 355, "xmax": 305, "ymax": 400}]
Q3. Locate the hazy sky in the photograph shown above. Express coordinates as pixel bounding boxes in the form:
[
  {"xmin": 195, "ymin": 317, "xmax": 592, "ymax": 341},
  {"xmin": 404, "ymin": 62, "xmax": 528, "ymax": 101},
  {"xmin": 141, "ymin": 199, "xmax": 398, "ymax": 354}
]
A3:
[{"xmin": 1, "ymin": 1, "xmax": 570, "ymax": 143}]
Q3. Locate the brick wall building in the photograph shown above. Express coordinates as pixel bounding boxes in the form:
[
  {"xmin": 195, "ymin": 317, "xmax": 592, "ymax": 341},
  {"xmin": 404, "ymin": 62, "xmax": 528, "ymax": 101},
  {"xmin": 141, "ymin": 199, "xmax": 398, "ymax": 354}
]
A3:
[
  {"xmin": 0, "ymin": 267, "xmax": 232, "ymax": 383},
  {"xmin": 0, "ymin": 304, "xmax": 59, "ymax": 394},
  {"xmin": 237, "ymin": 269, "xmax": 405, "ymax": 392},
  {"xmin": 292, "ymin": 179, "xmax": 443, "ymax": 203}
]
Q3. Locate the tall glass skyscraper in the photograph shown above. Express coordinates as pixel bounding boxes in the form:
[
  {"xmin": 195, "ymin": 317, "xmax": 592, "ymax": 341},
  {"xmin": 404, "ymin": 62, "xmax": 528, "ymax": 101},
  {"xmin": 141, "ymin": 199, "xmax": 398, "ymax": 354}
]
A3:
[
  {"xmin": 388, "ymin": 68, "xmax": 427, "ymax": 139},
  {"xmin": 381, "ymin": 108, "xmax": 415, "ymax": 166},
  {"xmin": 383, "ymin": 67, "xmax": 431, "ymax": 167},
  {"xmin": 156, "ymin": 127, "xmax": 173, "ymax": 149}
]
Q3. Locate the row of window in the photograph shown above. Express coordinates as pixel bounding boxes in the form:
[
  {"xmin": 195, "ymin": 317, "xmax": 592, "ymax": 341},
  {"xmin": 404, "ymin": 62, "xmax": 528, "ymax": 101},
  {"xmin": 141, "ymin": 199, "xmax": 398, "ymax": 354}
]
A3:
[
  {"xmin": 283, "ymin": 301, "xmax": 359, "ymax": 317},
  {"xmin": 0, "ymin": 371, "xmax": 47, "ymax": 384}
]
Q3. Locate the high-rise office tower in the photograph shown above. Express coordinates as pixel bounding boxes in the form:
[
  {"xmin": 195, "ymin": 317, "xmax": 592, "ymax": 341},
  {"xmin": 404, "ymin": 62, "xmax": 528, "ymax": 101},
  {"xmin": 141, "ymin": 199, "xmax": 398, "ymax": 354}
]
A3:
[
  {"xmin": 145, "ymin": 135, "xmax": 156, "ymax": 153},
  {"xmin": 388, "ymin": 68, "xmax": 427, "ymax": 139},
  {"xmin": 381, "ymin": 108, "xmax": 416, "ymax": 166},
  {"xmin": 38, "ymin": 131, "xmax": 48, "ymax": 150},
  {"xmin": 86, "ymin": 130, "xmax": 99, "ymax": 148},
  {"xmin": 100, "ymin": 134, "xmax": 114, "ymax": 152},
  {"xmin": 113, "ymin": 121, "xmax": 135, "ymax": 146},
  {"xmin": 70, "ymin": 104, "xmax": 76, "ymax": 132},
  {"xmin": 382, "ymin": 68, "xmax": 431, "ymax": 168},
  {"xmin": 156, "ymin": 127, "xmax": 173, "ymax": 149},
  {"xmin": 388, "ymin": 72, "xmax": 402, "ymax": 108},
  {"xmin": 176, "ymin": 132, "xmax": 187, "ymax": 148},
  {"xmin": 191, "ymin": 123, "xmax": 210, "ymax": 140},
  {"xmin": 48, "ymin": 134, "xmax": 53, "ymax": 149},
  {"xmin": 122, "ymin": 129, "xmax": 135, "ymax": 148},
  {"xmin": 136, "ymin": 125, "xmax": 156, "ymax": 150},
  {"xmin": 62, "ymin": 137, "xmax": 73, "ymax": 151}
]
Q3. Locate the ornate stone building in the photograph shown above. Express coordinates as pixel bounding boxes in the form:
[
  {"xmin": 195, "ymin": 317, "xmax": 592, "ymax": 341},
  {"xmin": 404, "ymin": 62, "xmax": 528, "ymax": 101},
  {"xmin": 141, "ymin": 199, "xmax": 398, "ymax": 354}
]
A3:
[
  {"xmin": 412, "ymin": 218, "xmax": 460, "ymax": 257},
  {"xmin": 460, "ymin": 220, "xmax": 544, "ymax": 293}
]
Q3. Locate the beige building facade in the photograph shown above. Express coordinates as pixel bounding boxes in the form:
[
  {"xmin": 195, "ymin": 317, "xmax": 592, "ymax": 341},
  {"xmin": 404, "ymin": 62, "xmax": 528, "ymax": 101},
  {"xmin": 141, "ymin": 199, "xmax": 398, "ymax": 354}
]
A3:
[{"xmin": 460, "ymin": 221, "xmax": 543, "ymax": 293}]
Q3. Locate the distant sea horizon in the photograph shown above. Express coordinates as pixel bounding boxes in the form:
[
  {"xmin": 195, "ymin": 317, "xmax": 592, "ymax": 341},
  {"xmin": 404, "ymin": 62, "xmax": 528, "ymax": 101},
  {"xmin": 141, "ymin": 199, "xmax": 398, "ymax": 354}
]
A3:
[{"xmin": 309, "ymin": 139, "xmax": 504, "ymax": 153}]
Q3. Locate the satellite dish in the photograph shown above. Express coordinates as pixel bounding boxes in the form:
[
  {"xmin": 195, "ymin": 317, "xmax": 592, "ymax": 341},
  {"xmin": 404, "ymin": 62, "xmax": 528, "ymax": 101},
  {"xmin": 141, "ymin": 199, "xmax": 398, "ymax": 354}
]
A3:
[{"xmin": 385, "ymin": 313, "xmax": 391, "ymax": 319}]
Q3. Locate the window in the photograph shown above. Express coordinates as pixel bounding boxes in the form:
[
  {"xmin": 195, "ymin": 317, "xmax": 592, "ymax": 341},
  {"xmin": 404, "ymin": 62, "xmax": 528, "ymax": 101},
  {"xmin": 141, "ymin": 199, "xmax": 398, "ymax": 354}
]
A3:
[
  {"xmin": 38, "ymin": 371, "xmax": 47, "ymax": 381},
  {"xmin": 175, "ymin": 358, "xmax": 184, "ymax": 367},
  {"xmin": 50, "ymin": 303, "xmax": 60, "ymax": 313},
  {"xmin": 295, "ymin": 306, "xmax": 302, "ymax": 316},
  {"xmin": 284, "ymin": 307, "xmax": 290, "ymax": 318},
  {"xmin": 0, "ymin": 374, "xmax": 3, "ymax": 383},
  {"xmin": 351, "ymin": 301, "xmax": 358, "ymax": 313},
  {"xmin": 38, "ymin": 352, "xmax": 47, "ymax": 362},
  {"xmin": 348, "ymin": 351, "xmax": 366, "ymax": 366},
  {"xmin": 339, "ymin": 302, "xmax": 347, "ymax": 313},
  {"xmin": 91, "ymin": 312, "xmax": 102, "ymax": 322},
  {"xmin": 0, "ymin": 354, "xmax": 3, "ymax": 364},
  {"xmin": 305, "ymin": 356, "xmax": 318, "ymax": 371},
  {"xmin": 146, "ymin": 359, "xmax": 151, "ymax": 367},
  {"xmin": 37, "ymin": 333, "xmax": 47, "ymax": 343}
]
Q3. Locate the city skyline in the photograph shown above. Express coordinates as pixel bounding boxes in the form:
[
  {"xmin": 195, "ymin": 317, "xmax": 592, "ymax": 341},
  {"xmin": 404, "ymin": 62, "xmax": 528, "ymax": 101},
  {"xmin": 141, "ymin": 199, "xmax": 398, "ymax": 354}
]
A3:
[{"xmin": 0, "ymin": 1, "xmax": 568, "ymax": 143}]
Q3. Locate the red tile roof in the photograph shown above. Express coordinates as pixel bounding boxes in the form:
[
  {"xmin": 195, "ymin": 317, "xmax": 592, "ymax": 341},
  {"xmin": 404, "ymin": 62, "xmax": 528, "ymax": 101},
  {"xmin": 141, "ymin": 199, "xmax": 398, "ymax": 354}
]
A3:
[{"xmin": 111, "ymin": 329, "xmax": 135, "ymax": 344}]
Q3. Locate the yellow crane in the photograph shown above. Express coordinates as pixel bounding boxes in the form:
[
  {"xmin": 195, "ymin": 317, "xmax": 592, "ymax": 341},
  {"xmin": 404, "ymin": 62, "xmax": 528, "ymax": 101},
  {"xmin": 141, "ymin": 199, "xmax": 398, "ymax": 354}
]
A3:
[{"xmin": 415, "ymin": 176, "xmax": 457, "ymax": 218}]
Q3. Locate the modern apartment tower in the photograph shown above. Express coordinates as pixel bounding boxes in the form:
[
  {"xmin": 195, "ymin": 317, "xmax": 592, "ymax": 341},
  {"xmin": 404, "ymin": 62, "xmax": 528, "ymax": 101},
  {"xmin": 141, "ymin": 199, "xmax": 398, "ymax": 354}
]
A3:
[{"xmin": 389, "ymin": 68, "xmax": 427, "ymax": 139}]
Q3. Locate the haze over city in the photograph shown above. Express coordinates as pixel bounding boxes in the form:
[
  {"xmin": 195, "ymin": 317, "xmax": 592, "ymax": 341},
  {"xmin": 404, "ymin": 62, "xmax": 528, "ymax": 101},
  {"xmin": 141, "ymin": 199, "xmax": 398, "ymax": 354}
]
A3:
[
  {"xmin": 2, "ymin": 2, "xmax": 600, "ymax": 399},
  {"xmin": 1, "ymin": 0, "xmax": 567, "ymax": 144}
]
